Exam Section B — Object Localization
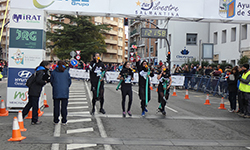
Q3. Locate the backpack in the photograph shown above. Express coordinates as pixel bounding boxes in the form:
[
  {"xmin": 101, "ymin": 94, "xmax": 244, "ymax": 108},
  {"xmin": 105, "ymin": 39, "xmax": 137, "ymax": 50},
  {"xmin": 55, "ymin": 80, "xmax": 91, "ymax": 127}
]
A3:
[{"xmin": 26, "ymin": 72, "xmax": 37, "ymax": 87}]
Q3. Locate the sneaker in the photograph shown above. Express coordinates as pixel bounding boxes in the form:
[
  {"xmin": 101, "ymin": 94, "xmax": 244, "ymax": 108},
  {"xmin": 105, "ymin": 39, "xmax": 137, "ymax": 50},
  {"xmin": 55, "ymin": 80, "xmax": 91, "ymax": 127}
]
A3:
[
  {"xmin": 144, "ymin": 108, "xmax": 148, "ymax": 112},
  {"xmin": 91, "ymin": 108, "xmax": 95, "ymax": 115},
  {"xmin": 238, "ymin": 113, "xmax": 245, "ymax": 117},
  {"xmin": 62, "ymin": 122, "xmax": 67, "ymax": 126},
  {"xmin": 162, "ymin": 111, "xmax": 166, "ymax": 116},
  {"xmin": 31, "ymin": 121, "xmax": 42, "ymax": 125},
  {"xmin": 228, "ymin": 109, "xmax": 234, "ymax": 113},
  {"xmin": 99, "ymin": 108, "xmax": 106, "ymax": 114},
  {"xmin": 53, "ymin": 122, "xmax": 59, "ymax": 125},
  {"xmin": 141, "ymin": 111, "xmax": 145, "ymax": 117},
  {"xmin": 122, "ymin": 112, "xmax": 126, "ymax": 118},
  {"xmin": 244, "ymin": 115, "xmax": 250, "ymax": 118},
  {"xmin": 127, "ymin": 111, "xmax": 132, "ymax": 117}
]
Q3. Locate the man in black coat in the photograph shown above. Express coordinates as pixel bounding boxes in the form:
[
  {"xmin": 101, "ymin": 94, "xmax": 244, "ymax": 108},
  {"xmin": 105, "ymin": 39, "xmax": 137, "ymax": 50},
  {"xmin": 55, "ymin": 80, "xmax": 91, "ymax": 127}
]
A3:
[{"xmin": 90, "ymin": 53, "xmax": 106, "ymax": 115}]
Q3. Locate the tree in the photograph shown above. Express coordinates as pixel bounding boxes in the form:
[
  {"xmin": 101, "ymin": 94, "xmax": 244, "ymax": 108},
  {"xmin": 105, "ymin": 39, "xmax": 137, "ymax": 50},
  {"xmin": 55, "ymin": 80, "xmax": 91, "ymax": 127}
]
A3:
[
  {"xmin": 238, "ymin": 55, "xmax": 249, "ymax": 65},
  {"xmin": 47, "ymin": 15, "xmax": 110, "ymax": 61}
]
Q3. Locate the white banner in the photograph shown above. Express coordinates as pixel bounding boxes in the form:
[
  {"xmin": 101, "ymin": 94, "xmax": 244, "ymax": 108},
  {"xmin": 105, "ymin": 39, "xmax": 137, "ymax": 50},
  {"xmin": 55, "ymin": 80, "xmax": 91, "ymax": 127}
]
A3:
[
  {"xmin": 69, "ymin": 68, "xmax": 89, "ymax": 79},
  {"xmin": 171, "ymin": 75, "xmax": 185, "ymax": 86},
  {"xmin": 9, "ymin": 8, "xmax": 46, "ymax": 30},
  {"xmin": 10, "ymin": 0, "xmax": 250, "ymax": 23},
  {"xmin": 105, "ymin": 72, "xmax": 120, "ymax": 82},
  {"xmin": 9, "ymin": 48, "xmax": 44, "ymax": 68}
]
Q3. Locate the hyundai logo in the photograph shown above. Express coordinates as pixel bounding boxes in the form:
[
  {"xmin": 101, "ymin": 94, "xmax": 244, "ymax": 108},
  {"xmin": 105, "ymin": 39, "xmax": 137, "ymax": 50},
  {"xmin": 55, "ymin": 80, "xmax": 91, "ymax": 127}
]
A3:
[{"xmin": 18, "ymin": 70, "xmax": 32, "ymax": 78}]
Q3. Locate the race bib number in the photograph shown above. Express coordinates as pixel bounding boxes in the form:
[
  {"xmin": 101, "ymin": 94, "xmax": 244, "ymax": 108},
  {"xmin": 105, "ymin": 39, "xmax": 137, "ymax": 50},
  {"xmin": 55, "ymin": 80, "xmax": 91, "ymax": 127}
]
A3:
[
  {"xmin": 125, "ymin": 75, "xmax": 132, "ymax": 83},
  {"xmin": 139, "ymin": 71, "xmax": 147, "ymax": 79},
  {"xmin": 94, "ymin": 67, "xmax": 102, "ymax": 76}
]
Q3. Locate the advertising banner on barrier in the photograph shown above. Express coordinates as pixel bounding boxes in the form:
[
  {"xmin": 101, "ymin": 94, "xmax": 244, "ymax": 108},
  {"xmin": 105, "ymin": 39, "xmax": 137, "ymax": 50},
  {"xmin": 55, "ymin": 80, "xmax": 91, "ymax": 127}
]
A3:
[
  {"xmin": 171, "ymin": 75, "xmax": 185, "ymax": 86},
  {"xmin": 9, "ymin": 8, "xmax": 46, "ymax": 30},
  {"xmin": 68, "ymin": 68, "xmax": 89, "ymax": 79},
  {"xmin": 9, "ymin": 48, "xmax": 44, "ymax": 68},
  {"xmin": 7, "ymin": 87, "xmax": 29, "ymax": 107},
  {"xmin": 10, "ymin": 0, "xmax": 250, "ymax": 23},
  {"xmin": 9, "ymin": 28, "xmax": 45, "ymax": 49},
  {"xmin": 105, "ymin": 72, "xmax": 119, "ymax": 82},
  {"xmin": 7, "ymin": 68, "xmax": 35, "ymax": 88}
]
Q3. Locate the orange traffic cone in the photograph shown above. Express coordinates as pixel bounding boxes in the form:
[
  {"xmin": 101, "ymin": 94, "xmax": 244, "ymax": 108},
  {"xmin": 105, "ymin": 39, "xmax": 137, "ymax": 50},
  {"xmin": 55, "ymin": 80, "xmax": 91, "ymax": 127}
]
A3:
[
  {"xmin": 38, "ymin": 108, "xmax": 44, "ymax": 117},
  {"xmin": 204, "ymin": 94, "xmax": 211, "ymax": 105},
  {"xmin": 8, "ymin": 117, "xmax": 26, "ymax": 141},
  {"xmin": 25, "ymin": 110, "xmax": 32, "ymax": 119},
  {"xmin": 43, "ymin": 93, "xmax": 49, "ymax": 108},
  {"xmin": 218, "ymin": 97, "xmax": 226, "ymax": 110},
  {"xmin": 150, "ymin": 86, "xmax": 153, "ymax": 90},
  {"xmin": 17, "ymin": 111, "xmax": 27, "ymax": 132},
  {"xmin": 156, "ymin": 88, "xmax": 158, "ymax": 92},
  {"xmin": 184, "ymin": 90, "xmax": 190, "ymax": 99},
  {"xmin": 0, "ymin": 99, "xmax": 9, "ymax": 116},
  {"xmin": 172, "ymin": 87, "xmax": 177, "ymax": 96}
]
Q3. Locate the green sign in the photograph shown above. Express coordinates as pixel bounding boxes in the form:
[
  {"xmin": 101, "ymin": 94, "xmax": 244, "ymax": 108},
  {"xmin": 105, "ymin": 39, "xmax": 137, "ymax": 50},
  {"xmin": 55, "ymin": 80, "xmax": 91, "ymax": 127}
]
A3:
[
  {"xmin": 141, "ymin": 28, "xmax": 167, "ymax": 39},
  {"xmin": 9, "ymin": 28, "xmax": 45, "ymax": 49}
]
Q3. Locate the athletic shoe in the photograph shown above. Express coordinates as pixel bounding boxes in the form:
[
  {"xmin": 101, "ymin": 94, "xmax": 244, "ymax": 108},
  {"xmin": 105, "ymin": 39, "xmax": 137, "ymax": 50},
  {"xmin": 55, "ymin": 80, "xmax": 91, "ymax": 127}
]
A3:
[
  {"xmin": 244, "ymin": 115, "xmax": 250, "ymax": 118},
  {"xmin": 141, "ymin": 111, "xmax": 145, "ymax": 116},
  {"xmin": 162, "ymin": 111, "xmax": 166, "ymax": 116},
  {"xmin": 99, "ymin": 108, "xmax": 106, "ymax": 114},
  {"xmin": 157, "ymin": 108, "xmax": 162, "ymax": 112},
  {"xmin": 31, "ymin": 121, "xmax": 42, "ymax": 125},
  {"xmin": 144, "ymin": 108, "xmax": 148, "ymax": 112},
  {"xmin": 62, "ymin": 122, "xmax": 67, "ymax": 126},
  {"xmin": 122, "ymin": 112, "xmax": 126, "ymax": 118},
  {"xmin": 238, "ymin": 113, "xmax": 245, "ymax": 117},
  {"xmin": 127, "ymin": 111, "xmax": 132, "ymax": 117},
  {"xmin": 53, "ymin": 122, "xmax": 59, "ymax": 125},
  {"xmin": 228, "ymin": 109, "xmax": 234, "ymax": 113}
]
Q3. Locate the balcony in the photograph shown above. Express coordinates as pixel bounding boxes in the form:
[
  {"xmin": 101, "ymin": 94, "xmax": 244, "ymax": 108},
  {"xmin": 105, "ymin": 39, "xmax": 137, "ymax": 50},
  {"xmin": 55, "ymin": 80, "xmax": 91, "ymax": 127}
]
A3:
[
  {"xmin": 118, "ymin": 58, "xmax": 123, "ymax": 63},
  {"xmin": 118, "ymin": 50, "xmax": 123, "ymax": 56},
  {"xmin": 130, "ymin": 29, "xmax": 140, "ymax": 37},
  {"xmin": 118, "ymin": 41, "xmax": 123, "ymax": 47},
  {"xmin": 0, "ymin": 6, "xmax": 10, "ymax": 11},
  {"xmin": 106, "ymin": 48, "xmax": 117, "ymax": 54},
  {"xmin": 0, "ymin": 0, "xmax": 7, "ymax": 3},
  {"xmin": 118, "ymin": 31, "xmax": 123, "ymax": 37},
  {"xmin": 125, "ymin": 54, "xmax": 128, "ymax": 58},
  {"xmin": 104, "ymin": 29, "xmax": 117, "ymax": 35},
  {"xmin": 102, "ymin": 58, "xmax": 117, "ymax": 63},
  {"xmin": 130, "ymin": 20, "xmax": 140, "ymax": 27},
  {"xmin": 138, "ymin": 40, "xmax": 145, "ymax": 47},
  {"xmin": 103, "ymin": 18, "xmax": 118, "ymax": 26},
  {"xmin": 105, "ymin": 39, "xmax": 117, "ymax": 45},
  {"xmin": 118, "ymin": 22, "xmax": 123, "ymax": 28}
]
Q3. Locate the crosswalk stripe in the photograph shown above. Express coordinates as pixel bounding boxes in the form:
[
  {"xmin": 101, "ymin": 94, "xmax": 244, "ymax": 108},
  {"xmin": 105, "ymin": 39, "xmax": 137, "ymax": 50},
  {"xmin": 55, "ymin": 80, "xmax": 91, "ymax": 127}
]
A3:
[
  {"xmin": 68, "ymin": 102, "xmax": 88, "ymax": 105},
  {"xmin": 68, "ymin": 111, "xmax": 90, "ymax": 115},
  {"xmin": 67, "ymin": 127, "xmax": 94, "ymax": 134},
  {"xmin": 67, "ymin": 118, "xmax": 92, "ymax": 123},
  {"xmin": 68, "ymin": 98, "xmax": 87, "ymax": 101},
  {"xmin": 69, "ymin": 93, "xmax": 86, "ymax": 95},
  {"xmin": 67, "ymin": 144, "xmax": 97, "ymax": 150},
  {"xmin": 67, "ymin": 106, "xmax": 88, "ymax": 109}
]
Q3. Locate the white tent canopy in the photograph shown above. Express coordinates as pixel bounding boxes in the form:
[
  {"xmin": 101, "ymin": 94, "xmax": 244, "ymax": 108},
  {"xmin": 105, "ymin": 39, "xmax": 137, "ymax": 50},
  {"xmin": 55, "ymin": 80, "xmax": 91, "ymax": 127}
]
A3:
[{"xmin": 10, "ymin": 0, "xmax": 250, "ymax": 23}]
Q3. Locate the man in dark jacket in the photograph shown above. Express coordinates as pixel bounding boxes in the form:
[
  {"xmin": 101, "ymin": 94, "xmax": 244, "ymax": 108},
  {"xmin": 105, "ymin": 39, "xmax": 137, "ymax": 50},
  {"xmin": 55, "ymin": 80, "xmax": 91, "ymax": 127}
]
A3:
[
  {"xmin": 90, "ymin": 53, "xmax": 106, "ymax": 115},
  {"xmin": 50, "ymin": 60, "xmax": 71, "ymax": 125},
  {"xmin": 136, "ymin": 54, "xmax": 154, "ymax": 116},
  {"xmin": 22, "ymin": 61, "xmax": 50, "ymax": 125}
]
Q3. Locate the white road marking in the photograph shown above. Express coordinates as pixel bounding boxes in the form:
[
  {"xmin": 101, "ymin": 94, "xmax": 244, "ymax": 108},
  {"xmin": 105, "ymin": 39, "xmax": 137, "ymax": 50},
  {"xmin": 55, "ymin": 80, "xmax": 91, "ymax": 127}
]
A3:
[
  {"xmin": 132, "ymin": 89, "xmax": 178, "ymax": 113},
  {"xmin": 67, "ymin": 127, "xmax": 94, "ymax": 134},
  {"xmin": 67, "ymin": 118, "xmax": 92, "ymax": 123},
  {"xmin": 51, "ymin": 123, "xmax": 61, "ymax": 150},
  {"xmin": 85, "ymin": 81, "xmax": 113, "ymax": 150},
  {"xmin": 68, "ymin": 102, "xmax": 88, "ymax": 105},
  {"xmin": 68, "ymin": 98, "xmax": 87, "ymax": 101},
  {"xmin": 68, "ymin": 111, "xmax": 90, "ymax": 115},
  {"xmin": 67, "ymin": 144, "xmax": 97, "ymax": 150},
  {"xmin": 67, "ymin": 106, "xmax": 88, "ymax": 109},
  {"xmin": 246, "ymin": 147, "xmax": 250, "ymax": 149}
]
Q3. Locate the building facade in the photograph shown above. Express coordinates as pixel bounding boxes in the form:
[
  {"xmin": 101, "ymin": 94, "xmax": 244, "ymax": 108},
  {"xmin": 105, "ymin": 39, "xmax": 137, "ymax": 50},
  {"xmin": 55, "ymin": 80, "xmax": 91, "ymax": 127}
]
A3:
[
  {"xmin": 93, "ymin": 17, "xmax": 126, "ymax": 64},
  {"xmin": 0, "ymin": 0, "xmax": 9, "ymax": 60},
  {"xmin": 157, "ymin": 20, "xmax": 250, "ymax": 67}
]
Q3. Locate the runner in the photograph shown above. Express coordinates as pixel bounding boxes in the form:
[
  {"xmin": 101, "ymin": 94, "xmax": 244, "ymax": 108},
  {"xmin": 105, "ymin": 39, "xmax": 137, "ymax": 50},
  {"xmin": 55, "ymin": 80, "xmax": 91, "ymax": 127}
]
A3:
[
  {"xmin": 157, "ymin": 64, "xmax": 172, "ymax": 115},
  {"xmin": 117, "ymin": 61, "xmax": 134, "ymax": 117},
  {"xmin": 135, "ymin": 53, "xmax": 154, "ymax": 116},
  {"xmin": 89, "ymin": 53, "xmax": 106, "ymax": 115}
]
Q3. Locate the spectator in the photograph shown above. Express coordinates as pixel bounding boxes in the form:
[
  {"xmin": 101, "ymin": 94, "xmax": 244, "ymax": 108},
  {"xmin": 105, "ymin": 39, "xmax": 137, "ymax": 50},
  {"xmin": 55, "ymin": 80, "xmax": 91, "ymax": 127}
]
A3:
[
  {"xmin": 227, "ymin": 66, "xmax": 239, "ymax": 112},
  {"xmin": 171, "ymin": 64, "xmax": 176, "ymax": 74},
  {"xmin": 217, "ymin": 64, "xmax": 223, "ymax": 73},
  {"xmin": 184, "ymin": 64, "xmax": 191, "ymax": 89},
  {"xmin": 159, "ymin": 60, "xmax": 163, "ymax": 67},
  {"xmin": 50, "ymin": 60, "xmax": 72, "ymax": 125}
]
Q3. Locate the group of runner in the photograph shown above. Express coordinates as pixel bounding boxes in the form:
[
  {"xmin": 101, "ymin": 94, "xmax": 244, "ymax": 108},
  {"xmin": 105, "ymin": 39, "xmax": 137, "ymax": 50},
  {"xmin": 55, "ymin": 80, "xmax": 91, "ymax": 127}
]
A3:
[{"xmin": 89, "ymin": 52, "xmax": 172, "ymax": 117}]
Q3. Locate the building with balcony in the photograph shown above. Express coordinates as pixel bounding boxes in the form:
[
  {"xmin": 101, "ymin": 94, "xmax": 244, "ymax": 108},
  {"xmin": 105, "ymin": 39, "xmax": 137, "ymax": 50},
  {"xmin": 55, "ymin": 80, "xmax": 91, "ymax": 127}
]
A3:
[
  {"xmin": 0, "ymin": 0, "xmax": 9, "ymax": 60},
  {"xmin": 93, "ymin": 17, "xmax": 126, "ymax": 64},
  {"xmin": 129, "ymin": 19, "xmax": 158, "ymax": 64}
]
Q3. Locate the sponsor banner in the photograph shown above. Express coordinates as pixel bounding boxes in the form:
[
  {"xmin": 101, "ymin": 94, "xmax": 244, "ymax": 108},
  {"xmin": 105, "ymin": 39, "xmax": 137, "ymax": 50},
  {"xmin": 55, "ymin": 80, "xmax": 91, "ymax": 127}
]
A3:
[
  {"xmin": 9, "ymin": 48, "xmax": 44, "ymax": 68},
  {"xmin": 10, "ymin": 0, "xmax": 250, "ymax": 22},
  {"xmin": 7, "ymin": 87, "xmax": 29, "ymax": 108},
  {"xmin": 9, "ymin": 28, "xmax": 45, "ymax": 49},
  {"xmin": 7, "ymin": 87, "xmax": 45, "ymax": 108},
  {"xmin": 69, "ymin": 68, "xmax": 89, "ymax": 79},
  {"xmin": 105, "ymin": 72, "xmax": 120, "ymax": 82},
  {"xmin": 9, "ymin": 8, "xmax": 46, "ymax": 29},
  {"xmin": 171, "ymin": 75, "xmax": 185, "ymax": 86},
  {"xmin": 8, "ymin": 68, "xmax": 35, "ymax": 88}
]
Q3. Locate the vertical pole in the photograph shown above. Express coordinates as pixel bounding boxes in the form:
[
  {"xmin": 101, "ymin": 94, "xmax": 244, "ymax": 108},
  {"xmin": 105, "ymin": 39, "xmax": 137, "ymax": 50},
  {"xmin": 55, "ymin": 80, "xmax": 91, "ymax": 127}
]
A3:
[
  {"xmin": 5, "ymin": 23, "xmax": 8, "ymax": 60},
  {"xmin": 199, "ymin": 40, "xmax": 202, "ymax": 66},
  {"xmin": 127, "ymin": 19, "xmax": 131, "ymax": 61},
  {"xmin": 149, "ymin": 20, "xmax": 151, "ymax": 64}
]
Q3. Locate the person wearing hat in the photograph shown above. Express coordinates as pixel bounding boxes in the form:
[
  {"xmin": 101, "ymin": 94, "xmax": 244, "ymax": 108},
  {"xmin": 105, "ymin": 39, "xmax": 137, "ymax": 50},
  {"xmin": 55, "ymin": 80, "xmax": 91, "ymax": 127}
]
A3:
[{"xmin": 238, "ymin": 64, "xmax": 250, "ymax": 118}]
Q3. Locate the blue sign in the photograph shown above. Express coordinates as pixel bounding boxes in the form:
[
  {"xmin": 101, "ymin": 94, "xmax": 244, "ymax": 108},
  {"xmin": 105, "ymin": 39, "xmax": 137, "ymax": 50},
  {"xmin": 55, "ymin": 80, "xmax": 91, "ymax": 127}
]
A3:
[
  {"xmin": 71, "ymin": 59, "xmax": 78, "ymax": 67},
  {"xmin": 8, "ymin": 68, "xmax": 35, "ymax": 87}
]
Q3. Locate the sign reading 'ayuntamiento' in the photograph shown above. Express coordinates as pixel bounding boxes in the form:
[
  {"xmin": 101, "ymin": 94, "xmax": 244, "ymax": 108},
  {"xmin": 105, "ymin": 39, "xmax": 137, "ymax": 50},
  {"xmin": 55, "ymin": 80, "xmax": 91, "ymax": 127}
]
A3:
[{"xmin": 9, "ymin": 28, "xmax": 44, "ymax": 49}]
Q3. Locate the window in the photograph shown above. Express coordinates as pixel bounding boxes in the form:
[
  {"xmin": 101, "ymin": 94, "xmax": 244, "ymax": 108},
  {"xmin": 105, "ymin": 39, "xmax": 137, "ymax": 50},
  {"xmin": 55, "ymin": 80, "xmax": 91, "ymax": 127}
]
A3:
[
  {"xmin": 222, "ymin": 30, "xmax": 227, "ymax": 43},
  {"xmin": 242, "ymin": 24, "xmax": 247, "ymax": 40},
  {"xmin": 186, "ymin": 33, "xmax": 197, "ymax": 45},
  {"xmin": 150, "ymin": 46, "xmax": 153, "ymax": 53},
  {"xmin": 110, "ymin": 54, "xmax": 113, "ymax": 59},
  {"xmin": 119, "ymin": 46, "xmax": 122, "ymax": 50},
  {"xmin": 231, "ymin": 27, "xmax": 236, "ymax": 42},
  {"xmin": 110, "ymin": 36, "xmax": 113, "ymax": 40},
  {"xmin": 168, "ymin": 34, "xmax": 171, "ymax": 46},
  {"xmin": 214, "ymin": 32, "xmax": 218, "ymax": 45},
  {"xmin": 110, "ymin": 45, "xmax": 113, "ymax": 49}
]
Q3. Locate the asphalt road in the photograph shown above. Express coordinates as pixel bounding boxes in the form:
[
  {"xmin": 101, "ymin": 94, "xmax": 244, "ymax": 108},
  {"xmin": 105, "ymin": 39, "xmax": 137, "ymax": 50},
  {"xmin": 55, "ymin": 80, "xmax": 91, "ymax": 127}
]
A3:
[{"xmin": 0, "ymin": 79, "xmax": 250, "ymax": 150}]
